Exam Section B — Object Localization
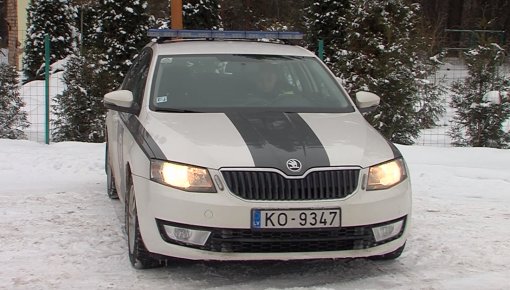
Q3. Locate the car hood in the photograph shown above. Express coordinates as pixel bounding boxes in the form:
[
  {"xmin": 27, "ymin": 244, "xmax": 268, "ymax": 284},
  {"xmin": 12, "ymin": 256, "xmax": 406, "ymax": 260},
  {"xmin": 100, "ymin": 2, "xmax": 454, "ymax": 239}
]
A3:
[{"xmin": 142, "ymin": 111, "xmax": 399, "ymax": 175}]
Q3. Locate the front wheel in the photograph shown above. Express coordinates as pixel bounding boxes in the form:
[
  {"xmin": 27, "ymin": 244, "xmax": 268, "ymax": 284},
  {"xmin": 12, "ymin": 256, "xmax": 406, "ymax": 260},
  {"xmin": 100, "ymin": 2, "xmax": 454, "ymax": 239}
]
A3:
[
  {"xmin": 125, "ymin": 176, "xmax": 162, "ymax": 269},
  {"xmin": 105, "ymin": 145, "xmax": 118, "ymax": 199}
]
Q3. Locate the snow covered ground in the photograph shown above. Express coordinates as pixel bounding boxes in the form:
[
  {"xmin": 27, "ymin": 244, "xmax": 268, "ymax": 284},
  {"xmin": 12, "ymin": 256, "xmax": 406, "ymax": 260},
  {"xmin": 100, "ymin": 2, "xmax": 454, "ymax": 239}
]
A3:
[{"xmin": 0, "ymin": 139, "xmax": 509, "ymax": 289}]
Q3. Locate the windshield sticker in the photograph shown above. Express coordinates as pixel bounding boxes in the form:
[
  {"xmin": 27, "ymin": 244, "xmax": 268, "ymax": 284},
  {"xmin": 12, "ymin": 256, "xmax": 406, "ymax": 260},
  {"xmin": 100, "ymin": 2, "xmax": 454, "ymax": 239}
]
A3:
[
  {"xmin": 156, "ymin": 96, "xmax": 168, "ymax": 103},
  {"xmin": 161, "ymin": 57, "xmax": 173, "ymax": 64}
]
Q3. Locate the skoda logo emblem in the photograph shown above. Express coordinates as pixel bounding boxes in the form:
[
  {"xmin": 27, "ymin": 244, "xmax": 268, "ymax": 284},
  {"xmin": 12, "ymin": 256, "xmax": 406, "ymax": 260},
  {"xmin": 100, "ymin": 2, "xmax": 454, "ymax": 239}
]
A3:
[{"xmin": 286, "ymin": 159, "xmax": 302, "ymax": 172}]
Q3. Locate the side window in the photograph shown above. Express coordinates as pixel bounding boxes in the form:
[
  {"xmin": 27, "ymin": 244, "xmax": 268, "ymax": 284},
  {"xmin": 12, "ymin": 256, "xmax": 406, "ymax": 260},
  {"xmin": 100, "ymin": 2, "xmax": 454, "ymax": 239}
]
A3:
[
  {"xmin": 121, "ymin": 57, "xmax": 140, "ymax": 91},
  {"xmin": 121, "ymin": 48, "xmax": 153, "ymax": 109}
]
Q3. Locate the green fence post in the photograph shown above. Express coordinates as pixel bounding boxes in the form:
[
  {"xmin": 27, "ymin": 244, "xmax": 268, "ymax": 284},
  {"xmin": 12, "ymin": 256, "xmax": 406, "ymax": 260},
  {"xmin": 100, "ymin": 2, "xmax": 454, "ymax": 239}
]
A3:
[
  {"xmin": 44, "ymin": 34, "xmax": 50, "ymax": 145},
  {"xmin": 318, "ymin": 39, "xmax": 324, "ymax": 61}
]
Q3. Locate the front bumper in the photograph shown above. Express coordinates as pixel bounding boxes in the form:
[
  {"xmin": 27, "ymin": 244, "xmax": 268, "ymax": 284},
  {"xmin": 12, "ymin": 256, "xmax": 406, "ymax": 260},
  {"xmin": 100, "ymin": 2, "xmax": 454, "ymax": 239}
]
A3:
[
  {"xmin": 157, "ymin": 216, "xmax": 406, "ymax": 253},
  {"xmin": 132, "ymin": 171, "xmax": 411, "ymax": 261}
]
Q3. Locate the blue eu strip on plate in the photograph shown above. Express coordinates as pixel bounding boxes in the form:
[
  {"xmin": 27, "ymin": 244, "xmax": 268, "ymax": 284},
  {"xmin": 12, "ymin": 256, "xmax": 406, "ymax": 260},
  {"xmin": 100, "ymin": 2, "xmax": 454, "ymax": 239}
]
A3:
[{"xmin": 252, "ymin": 210, "xmax": 261, "ymax": 228}]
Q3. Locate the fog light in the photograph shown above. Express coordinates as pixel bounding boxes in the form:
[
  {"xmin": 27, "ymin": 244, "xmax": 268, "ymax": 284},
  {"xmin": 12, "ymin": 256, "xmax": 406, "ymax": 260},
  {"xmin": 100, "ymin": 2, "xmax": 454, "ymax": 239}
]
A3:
[
  {"xmin": 372, "ymin": 220, "xmax": 403, "ymax": 242},
  {"xmin": 163, "ymin": 225, "xmax": 211, "ymax": 246}
]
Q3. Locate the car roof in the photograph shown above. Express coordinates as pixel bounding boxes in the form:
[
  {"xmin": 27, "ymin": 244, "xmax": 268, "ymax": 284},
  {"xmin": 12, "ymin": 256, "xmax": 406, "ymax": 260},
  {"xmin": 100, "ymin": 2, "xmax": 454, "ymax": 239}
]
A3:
[{"xmin": 149, "ymin": 40, "xmax": 315, "ymax": 57}]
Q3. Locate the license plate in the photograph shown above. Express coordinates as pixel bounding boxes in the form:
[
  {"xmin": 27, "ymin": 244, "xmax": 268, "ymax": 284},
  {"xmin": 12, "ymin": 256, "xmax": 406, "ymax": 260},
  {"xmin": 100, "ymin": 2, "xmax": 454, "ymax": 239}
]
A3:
[{"xmin": 251, "ymin": 208, "xmax": 341, "ymax": 229}]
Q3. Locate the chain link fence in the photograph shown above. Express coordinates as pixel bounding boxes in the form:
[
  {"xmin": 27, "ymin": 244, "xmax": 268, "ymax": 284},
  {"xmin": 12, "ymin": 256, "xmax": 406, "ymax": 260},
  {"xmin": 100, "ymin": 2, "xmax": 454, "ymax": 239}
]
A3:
[
  {"xmin": 3, "ymin": 30, "xmax": 64, "ymax": 143},
  {"xmin": 5, "ymin": 31, "xmax": 510, "ymax": 147},
  {"xmin": 414, "ymin": 57, "xmax": 510, "ymax": 147},
  {"xmin": 21, "ymin": 69, "xmax": 64, "ymax": 143}
]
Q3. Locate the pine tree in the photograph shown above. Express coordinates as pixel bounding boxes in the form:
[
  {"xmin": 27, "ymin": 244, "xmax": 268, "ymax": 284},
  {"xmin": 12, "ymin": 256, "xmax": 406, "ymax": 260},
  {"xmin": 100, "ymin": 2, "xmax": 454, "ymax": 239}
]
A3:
[
  {"xmin": 220, "ymin": 0, "xmax": 304, "ymax": 31},
  {"xmin": 0, "ymin": 64, "xmax": 30, "ymax": 139},
  {"xmin": 93, "ymin": 0, "xmax": 153, "ymax": 89},
  {"xmin": 304, "ymin": 0, "xmax": 350, "ymax": 68},
  {"xmin": 448, "ymin": 44, "xmax": 510, "ymax": 148},
  {"xmin": 415, "ymin": 76, "xmax": 447, "ymax": 129},
  {"xmin": 314, "ymin": 0, "xmax": 444, "ymax": 145},
  {"xmin": 183, "ymin": 0, "xmax": 221, "ymax": 29},
  {"xmin": 22, "ymin": 0, "xmax": 76, "ymax": 81},
  {"xmin": 220, "ymin": 0, "xmax": 257, "ymax": 30},
  {"xmin": 76, "ymin": 3, "xmax": 98, "ymax": 50},
  {"xmin": 52, "ymin": 53, "xmax": 109, "ymax": 142}
]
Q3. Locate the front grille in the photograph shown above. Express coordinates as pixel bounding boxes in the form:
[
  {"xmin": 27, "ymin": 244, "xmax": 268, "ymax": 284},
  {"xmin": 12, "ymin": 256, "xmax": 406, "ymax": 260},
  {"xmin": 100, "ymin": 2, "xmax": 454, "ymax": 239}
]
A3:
[{"xmin": 221, "ymin": 169, "xmax": 360, "ymax": 200}]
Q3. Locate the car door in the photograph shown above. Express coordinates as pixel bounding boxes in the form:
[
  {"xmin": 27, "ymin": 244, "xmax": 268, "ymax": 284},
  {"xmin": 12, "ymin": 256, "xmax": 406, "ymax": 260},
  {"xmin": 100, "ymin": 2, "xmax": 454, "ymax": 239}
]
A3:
[{"xmin": 107, "ymin": 48, "xmax": 153, "ymax": 197}]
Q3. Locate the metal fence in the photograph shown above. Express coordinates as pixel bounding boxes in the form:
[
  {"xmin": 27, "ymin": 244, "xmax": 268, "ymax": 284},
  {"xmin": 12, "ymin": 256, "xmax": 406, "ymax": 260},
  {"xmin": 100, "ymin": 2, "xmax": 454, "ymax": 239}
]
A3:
[
  {"xmin": 6, "ymin": 31, "xmax": 63, "ymax": 144},
  {"xmin": 21, "ymin": 68, "xmax": 64, "ymax": 143},
  {"xmin": 5, "ymin": 31, "xmax": 510, "ymax": 147},
  {"xmin": 414, "ymin": 57, "xmax": 510, "ymax": 147}
]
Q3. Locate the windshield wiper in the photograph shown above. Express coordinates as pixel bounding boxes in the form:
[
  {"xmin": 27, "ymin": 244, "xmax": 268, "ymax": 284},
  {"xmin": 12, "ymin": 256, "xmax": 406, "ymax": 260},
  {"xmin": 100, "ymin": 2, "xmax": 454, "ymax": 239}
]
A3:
[{"xmin": 154, "ymin": 108, "xmax": 202, "ymax": 113}]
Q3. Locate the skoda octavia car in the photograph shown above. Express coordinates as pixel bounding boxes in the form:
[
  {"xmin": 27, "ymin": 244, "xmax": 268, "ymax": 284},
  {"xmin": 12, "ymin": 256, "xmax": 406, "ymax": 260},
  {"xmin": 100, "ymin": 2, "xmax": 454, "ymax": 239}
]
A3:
[{"xmin": 104, "ymin": 30, "xmax": 411, "ymax": 269}]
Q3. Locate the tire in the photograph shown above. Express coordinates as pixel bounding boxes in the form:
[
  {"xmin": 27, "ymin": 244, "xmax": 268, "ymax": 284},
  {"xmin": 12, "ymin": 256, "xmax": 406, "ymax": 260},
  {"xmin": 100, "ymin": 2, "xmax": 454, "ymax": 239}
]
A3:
[
  {"xmin": 105, "ymin": 146, "xmax": 119, "ymax": 199},
  {"xmin": 125, "ymin": 176, "xmax": 162, "ymax": 269},
  {"xmin": 369, "ymin": 243, "xmax": 406, "ymax": 261}
]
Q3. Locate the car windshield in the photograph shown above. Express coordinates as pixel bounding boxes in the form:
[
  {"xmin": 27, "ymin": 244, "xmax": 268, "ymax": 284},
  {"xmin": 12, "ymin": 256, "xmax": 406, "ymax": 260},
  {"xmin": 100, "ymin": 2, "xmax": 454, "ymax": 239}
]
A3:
[{"xmin": 149, "ymin": 54, "xmax": 354, "ymax": 113}]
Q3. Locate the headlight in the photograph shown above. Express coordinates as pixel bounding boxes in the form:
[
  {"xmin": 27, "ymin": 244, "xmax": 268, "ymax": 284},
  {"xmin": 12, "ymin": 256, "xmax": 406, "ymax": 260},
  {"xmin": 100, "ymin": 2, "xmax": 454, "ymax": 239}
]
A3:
[
  {"xmin": 366, "ymin": 158, "xmax": 407, "ymax": 190},
  {"xmin": 150, "ymin": 160, "xmax": 216, "ymax": 193}
]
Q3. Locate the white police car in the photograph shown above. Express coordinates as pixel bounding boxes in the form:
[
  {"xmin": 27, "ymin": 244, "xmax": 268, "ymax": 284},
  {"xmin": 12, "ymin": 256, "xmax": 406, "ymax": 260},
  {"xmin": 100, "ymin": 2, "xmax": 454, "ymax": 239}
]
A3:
[{"xmin": 104, "ymin": 30, "xmax": 411, "ymax": 269}]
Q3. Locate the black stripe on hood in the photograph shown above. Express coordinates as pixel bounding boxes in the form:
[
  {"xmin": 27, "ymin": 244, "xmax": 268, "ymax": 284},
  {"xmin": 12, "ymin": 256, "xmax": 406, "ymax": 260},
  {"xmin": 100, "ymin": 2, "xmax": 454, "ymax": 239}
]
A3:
[
  {"xmin": 120, "ymin": 113, "xmax": 166, "ymax": 160},
  {"xmin": 226, "ymin": 111, "xmax": 330, "ymax": 176}
]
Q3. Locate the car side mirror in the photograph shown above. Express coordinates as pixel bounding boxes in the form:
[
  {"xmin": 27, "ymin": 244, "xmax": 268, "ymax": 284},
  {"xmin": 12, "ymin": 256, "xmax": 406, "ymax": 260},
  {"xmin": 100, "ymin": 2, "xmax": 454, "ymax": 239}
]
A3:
[
  {"xmin": 355, "ymin": 91, "xmax": 380, "ymax": 114},
  {"xmin": 104, "ymin": 90, "xmax": 137, "ymax": 114}
]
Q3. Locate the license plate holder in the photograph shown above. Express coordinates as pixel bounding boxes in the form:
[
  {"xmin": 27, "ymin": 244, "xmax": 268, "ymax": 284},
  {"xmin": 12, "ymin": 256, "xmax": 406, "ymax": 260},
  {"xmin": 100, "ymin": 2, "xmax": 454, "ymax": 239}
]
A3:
[{"xmin": 251, "ymin": 208, "xmax": 341, "ymax": 230}]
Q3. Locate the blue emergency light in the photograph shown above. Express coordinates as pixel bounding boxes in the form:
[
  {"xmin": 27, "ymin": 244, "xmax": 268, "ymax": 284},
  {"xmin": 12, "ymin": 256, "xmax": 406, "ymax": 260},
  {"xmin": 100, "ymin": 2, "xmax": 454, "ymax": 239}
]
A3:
[{"xmin": 148, "ymin": 29, "xmax": 304, "ymax": 40}]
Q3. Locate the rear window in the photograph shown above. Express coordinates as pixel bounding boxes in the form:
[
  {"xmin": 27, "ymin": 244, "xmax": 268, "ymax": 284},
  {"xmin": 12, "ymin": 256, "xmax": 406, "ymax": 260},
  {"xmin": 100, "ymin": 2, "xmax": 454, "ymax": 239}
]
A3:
[{"xmin": 149, "ymin": 54, "xmax": 354, "ymax": 113}]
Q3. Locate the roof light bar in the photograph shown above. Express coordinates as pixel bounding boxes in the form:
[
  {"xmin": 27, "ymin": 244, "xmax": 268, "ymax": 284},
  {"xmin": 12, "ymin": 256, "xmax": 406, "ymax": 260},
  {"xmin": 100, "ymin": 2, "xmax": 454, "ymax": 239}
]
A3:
[{"xmin": 148, "ymin": 29, "xmax": 303, "ymax": 40}]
